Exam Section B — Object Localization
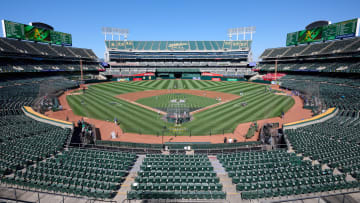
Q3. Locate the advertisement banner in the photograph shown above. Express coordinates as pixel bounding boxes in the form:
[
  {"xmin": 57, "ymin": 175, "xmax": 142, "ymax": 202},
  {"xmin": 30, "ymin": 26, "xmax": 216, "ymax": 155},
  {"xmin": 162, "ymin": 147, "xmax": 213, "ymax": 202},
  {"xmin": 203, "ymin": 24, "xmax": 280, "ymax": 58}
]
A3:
[
  {"xmin": 117, "ymin": 78, "xmax": 129, "ymax": 82},
  {"xmin": 227, "ymin": 78, "xmax": 238, "ymax": 81},
  {"xmin": 132, "ymin": 72, "xmax": 155, "ymax": 77},
  {"xmin": 133, "ymin": 78, "xmax": 143, "ymax": 81},
  {"xmin": 211, "ymin": 78, "xmax": 221, "ymax": 81}
]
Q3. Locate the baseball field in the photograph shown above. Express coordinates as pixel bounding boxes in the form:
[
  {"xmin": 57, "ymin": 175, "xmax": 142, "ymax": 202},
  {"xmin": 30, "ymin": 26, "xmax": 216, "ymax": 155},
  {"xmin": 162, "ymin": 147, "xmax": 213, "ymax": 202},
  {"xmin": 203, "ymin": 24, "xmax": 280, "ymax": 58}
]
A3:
[{"xmin": 66, "ymin": 80, "xmax": 294, "ymax": 135}]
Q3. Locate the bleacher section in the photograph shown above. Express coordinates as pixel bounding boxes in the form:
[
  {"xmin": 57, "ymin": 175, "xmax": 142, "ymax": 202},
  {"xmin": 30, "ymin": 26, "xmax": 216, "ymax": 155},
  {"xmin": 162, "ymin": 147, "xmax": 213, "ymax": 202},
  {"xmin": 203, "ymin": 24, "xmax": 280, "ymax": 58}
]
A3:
[
  {"xmin": 2, "ymin": 148, "xmax": 136, "ymax": 199},
  {"xmin": 0, "ymin": 37, "xmax": 100, "ymax": 73},
  {"xmin": 257, "ymin": 37, "xmax": 360, "ymax": 74},
  {"xmin": 0, "ymin": 77, "xmax": 79, "ymax": 115},
  {"xmin": 0, "ymin": 115, "xmax": 71, "ymax": 175},
  {"xmin": 276, "ymin": 74, "xmax": 360, "ymax": 189},
  {"xmin": 0, "ymin": 38, "xmax": 96, "ymax": 59},
  {"xmin": 127, "ymin": 154, "xmax": 226, "ymax": 200},
  {"xmin": 218, "ymin": 149, "xmax": 358, "ymax": 200},
  {"xmin": 0, "ymin": 76, "xmax": 142, "ymax": 200},
  {"xmin": 106, "ymin": 40, "xmax": 251, "ymax": 51},
  {"xmin": 261, "ymin": 37, "xmax": 359, "ymax": 60},
  {"xmin": 0, "ymin": 77, "xmax": 77, "ymax": 177},
  {"xmin": 279, "ymin": 75, "xmax": 360, "ymax": 110},
  {"xmin": 105, "ymin": 40, "xmax": 254, "ymax": 75},
  {"xmin": 286, "ymin": 111, "xmax": 360, "ymax": 173}
]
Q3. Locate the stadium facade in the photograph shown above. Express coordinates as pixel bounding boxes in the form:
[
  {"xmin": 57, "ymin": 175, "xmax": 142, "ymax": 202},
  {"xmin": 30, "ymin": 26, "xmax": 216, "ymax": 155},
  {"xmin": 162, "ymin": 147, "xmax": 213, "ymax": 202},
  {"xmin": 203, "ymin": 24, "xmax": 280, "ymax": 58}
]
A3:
[
  {"xmin": 257, "ymin": 18, "xmax": 360, "ymax": 74},
  {"xmin": 0, "ymin": 20, "xmax": 101, "ymax": 75},
  {"xmin": 104, "ymin": 40, "xmax": 255, "ymax": 78}
]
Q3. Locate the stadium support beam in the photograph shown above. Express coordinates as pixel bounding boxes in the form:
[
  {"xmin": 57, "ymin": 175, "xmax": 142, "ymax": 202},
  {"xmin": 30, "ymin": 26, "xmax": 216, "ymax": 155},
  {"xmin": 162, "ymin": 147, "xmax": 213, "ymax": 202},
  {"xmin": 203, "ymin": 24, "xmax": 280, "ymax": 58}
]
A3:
[
  {"xmin": 227, "ymin": 26, "xmax": 256, "ymax": 41},
  {"xmin": 102, "ymin": 27, "xmax": 129, "ymax": 41}
]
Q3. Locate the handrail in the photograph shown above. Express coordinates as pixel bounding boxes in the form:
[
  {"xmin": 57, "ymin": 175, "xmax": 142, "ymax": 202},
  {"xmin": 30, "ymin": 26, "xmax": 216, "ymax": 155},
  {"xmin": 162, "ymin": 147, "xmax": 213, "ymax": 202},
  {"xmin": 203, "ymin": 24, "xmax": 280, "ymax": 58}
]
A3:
[
  {"xmin": 0, "ymin": 185, "xmax": 116, "ymax": 203},
  {"xmin": 262, "ymin": 189, "xmax": 360, "ymax": 203},
  {"xmin": 69, "ymin": 142, "xmax": 288, "ymax": 154}
]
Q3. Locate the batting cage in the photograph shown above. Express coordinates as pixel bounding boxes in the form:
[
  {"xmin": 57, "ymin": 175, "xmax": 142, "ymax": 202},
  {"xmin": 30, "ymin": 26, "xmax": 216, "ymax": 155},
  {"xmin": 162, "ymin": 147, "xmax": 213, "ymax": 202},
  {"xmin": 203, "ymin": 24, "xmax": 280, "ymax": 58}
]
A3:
[{"xmin": 165, "ymin": 94, "xmax": 191, "ymax": 124}]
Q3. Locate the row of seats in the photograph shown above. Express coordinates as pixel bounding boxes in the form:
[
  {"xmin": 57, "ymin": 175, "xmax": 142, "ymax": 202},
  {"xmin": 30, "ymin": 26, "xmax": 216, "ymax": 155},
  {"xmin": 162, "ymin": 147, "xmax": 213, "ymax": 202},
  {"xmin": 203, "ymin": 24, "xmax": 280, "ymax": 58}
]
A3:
[
  {"xmin": 106, "ymin": 40, "xmax": 250, "ymax": 51},
  {"xmin": 0, "ymin": 114, "xmax": 71, "ymax": 175},
  {"xmin": 0, "ymin": 37, "xmax": 97, "ymax": 59},
  {"xmin": 2, "ymin": 148, "xmax": 137, "ymax": 199},
  {"xmin": 257, "ymin": 62, "xmax": 360, "ymax": 73},
  {"xmin": 127, "ymin": 190, "xmax": 226, "ymax": 200},
  {"xmin": 286, "ymin": 113, "xmax": 360, "ymax": 175},
  {"xmin": 260, "ymin": 37, "xmax": 360, "ymax": 59},
  {"xmin": 0, "ymin": 77, "xmax": 79, "ymax": 115},
  {"xmin": 128, "ymin": 154, "xmax": 225, "ymax": 200},
  {"xmin": 0, "ymin": 62, "xmax": 101, "ymax": 73},
  {"xmin": 218, "ymin": 149, "xmax": 358, "ymax": 200},
  {"xmin": 279, "ymin": 77, "xmax": 360, "ymax": 110}
]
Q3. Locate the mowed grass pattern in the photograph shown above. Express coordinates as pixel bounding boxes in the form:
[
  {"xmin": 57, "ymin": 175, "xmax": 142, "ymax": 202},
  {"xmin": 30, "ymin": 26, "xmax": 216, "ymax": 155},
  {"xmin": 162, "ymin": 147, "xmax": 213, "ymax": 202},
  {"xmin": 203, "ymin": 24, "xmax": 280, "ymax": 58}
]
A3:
[
  {"xmin": 67, "ymin": 80, "xmax": 295, "ymax": 135},
  {"xmin": 136, "ymin": 93, "xmax": 218, "ymax": 111}
]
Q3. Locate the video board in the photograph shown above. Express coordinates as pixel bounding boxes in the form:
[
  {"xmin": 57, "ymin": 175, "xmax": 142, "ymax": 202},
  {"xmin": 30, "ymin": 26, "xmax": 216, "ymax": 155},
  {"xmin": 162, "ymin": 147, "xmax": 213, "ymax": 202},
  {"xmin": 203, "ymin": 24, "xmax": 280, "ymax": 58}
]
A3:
[
  {"xmin": 286, "ymin": 18, "xmax": 359, "ymax": 46},
  {"xmin": 2, "ymin": 20, "xmax": 72, "ymax": 46}
]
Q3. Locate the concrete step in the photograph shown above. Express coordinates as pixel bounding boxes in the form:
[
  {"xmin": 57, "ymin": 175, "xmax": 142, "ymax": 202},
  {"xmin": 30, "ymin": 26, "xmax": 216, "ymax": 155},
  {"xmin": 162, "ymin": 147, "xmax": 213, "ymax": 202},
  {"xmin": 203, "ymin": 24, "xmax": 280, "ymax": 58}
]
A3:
[
  {"xmin": 208, "ymin": 155, "xmax": 242, "ymax": 202},
  {"xmin": 208, "ymin": 155, "xmax": 226, "ymax": 174},
  {"xmin": 113, "ymin": 155, "xmax": 145, "ymax": 202},
  {"xmin": 130, "ymin": 154, "xmax": 145, "ymax": 173}
]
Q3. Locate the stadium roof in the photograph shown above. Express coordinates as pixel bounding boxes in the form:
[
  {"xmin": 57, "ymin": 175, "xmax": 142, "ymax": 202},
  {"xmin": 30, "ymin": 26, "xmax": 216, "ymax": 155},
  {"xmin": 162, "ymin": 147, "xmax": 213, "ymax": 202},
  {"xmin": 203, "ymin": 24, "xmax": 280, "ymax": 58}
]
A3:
[{"xmin": 105, "ymin": 40, "xmax": 251, "ymax": 52}]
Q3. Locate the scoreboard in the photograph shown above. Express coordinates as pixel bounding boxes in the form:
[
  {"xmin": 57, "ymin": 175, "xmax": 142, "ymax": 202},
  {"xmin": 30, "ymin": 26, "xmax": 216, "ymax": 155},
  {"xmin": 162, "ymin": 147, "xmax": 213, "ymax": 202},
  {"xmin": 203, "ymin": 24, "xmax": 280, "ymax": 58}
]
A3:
[
  {"xmin": 2, "ymin": 20, "xmax": 72, "ymax": 46},
  {"xmin": 286, "ymin": 32, "xmax": 298, "ymax": 46},
  {"xmin": 50, "ymin": 31, "xmax": 72, "ymax": 46},
  {"xmin": 286, "ymin": 18, "xmax": 359, "ymax": 46}
]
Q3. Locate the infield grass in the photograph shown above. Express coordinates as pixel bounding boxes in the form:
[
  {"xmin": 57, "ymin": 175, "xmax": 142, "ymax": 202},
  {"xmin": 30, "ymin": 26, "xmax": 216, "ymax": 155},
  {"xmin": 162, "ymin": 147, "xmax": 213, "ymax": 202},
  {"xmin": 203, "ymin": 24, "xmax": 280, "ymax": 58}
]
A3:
[{"xmin": 136, "ymin": 93, "xmax": 218, "ymax": 111}]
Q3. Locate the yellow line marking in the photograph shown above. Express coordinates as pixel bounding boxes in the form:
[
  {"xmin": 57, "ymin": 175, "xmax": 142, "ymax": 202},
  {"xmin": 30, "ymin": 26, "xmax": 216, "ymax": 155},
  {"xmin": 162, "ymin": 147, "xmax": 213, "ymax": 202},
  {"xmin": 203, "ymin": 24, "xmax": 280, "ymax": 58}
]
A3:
[
  {"xmin": 284, "ymin": 107, "xmax": 336, "ymax": 126},
  {"xmin": 24, "ymin": 106, "xmax": 72, "ymax": 125}
]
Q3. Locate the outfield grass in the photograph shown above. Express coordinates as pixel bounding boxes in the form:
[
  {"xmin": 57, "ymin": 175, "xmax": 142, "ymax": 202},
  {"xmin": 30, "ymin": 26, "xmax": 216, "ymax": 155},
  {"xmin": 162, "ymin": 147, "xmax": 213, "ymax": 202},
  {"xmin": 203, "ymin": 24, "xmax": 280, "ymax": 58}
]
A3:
[
  {"xmin": 136, "ymin": 93, "xmax": 218, "ymax": 111},
  {"xmin": 67, "ymin": 80, "xmax": 294, "ymax": 135}
]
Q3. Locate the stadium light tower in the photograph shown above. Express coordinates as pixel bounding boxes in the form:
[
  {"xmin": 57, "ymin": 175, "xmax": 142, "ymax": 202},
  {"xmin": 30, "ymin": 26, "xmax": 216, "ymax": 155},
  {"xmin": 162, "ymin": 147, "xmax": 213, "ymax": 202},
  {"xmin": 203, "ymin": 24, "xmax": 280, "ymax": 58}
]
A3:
[
  {"xmin": 102, "ymin": 27, "xmax": 129, "ymax": 41},
  {"xmin": 227, "ymin": 26, "xmax": 256, "ymax": 40}
]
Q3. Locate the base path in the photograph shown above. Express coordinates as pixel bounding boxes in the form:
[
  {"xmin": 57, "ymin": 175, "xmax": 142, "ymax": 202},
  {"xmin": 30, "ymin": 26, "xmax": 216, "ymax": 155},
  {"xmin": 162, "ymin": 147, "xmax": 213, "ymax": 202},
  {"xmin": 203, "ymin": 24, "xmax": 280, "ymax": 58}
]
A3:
[
  {"xmin": 116, "ymin": 89, "xmax": 240, "ymax": 102},
  {"xmin": 46, "ymin": 84, "xmax": 313, "ymax": 144}
]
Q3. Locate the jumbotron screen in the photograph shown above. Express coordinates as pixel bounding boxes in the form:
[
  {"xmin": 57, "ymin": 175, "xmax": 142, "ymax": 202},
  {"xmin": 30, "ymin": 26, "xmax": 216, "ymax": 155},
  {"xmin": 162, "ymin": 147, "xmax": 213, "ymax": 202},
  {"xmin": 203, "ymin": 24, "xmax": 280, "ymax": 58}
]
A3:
[
  {"xmin": 24, "ymin": 24, "xmax": 51, "ymax": 43},
  {"xmin": 2, "ymin": 20, "xmax": 72, "ymax": 46},
  {"xmin": 286, "ymin": 18, "xmax": 359, "ymax": 46}
]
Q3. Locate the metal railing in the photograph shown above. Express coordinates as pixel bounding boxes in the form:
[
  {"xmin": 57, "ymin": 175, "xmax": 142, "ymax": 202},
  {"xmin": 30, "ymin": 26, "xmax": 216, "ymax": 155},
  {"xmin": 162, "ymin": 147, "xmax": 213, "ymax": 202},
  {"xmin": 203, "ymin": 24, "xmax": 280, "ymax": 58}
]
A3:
[
  {"xmin": 0, "ymin": 185, "xmax": 116, "ymax": 203},
  {"xmin": 262, "ymin": 189, "xmax": 360, "ymax": 203},
  {"xmin": 69, "ymin": 143, "xmax": 289, "ymax": 155}
]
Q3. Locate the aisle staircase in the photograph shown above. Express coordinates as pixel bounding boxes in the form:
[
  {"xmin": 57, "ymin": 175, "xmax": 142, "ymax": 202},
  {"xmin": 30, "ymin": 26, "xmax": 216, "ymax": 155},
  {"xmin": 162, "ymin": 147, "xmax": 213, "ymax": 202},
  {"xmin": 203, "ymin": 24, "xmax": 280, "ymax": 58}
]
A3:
[
  {"xmin": 209, "ymin": 155, "xmax": 241, "ymax": 202},
  {"xmin": 113, "ymin": 155, "xmax": 145, "ymax": 202}
]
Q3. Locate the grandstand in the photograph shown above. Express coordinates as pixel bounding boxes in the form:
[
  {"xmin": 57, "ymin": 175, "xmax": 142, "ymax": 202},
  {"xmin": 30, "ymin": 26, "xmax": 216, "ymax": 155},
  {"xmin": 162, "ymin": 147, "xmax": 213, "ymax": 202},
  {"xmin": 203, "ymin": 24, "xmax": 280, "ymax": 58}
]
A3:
[
  {"xmin": 258, "ymin": 36, "xmax": 360, "ymax": 73},
  {"xmin": 103, "ymin": 40, "xmax": 255, "ymax": 78},
  {"xmin": 0, "ymin": 37, "xmax": 101, "ymax": 73}
]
